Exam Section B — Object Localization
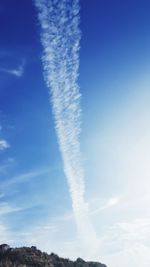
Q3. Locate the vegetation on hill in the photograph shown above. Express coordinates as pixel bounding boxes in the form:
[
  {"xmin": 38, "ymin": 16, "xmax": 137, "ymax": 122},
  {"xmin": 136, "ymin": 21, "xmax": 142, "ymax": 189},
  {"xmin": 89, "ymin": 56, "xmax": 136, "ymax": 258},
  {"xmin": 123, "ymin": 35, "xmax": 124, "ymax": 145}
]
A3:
[{"xmin": 0, "ymin": 244, "xmax": 107, "ymax": 267}]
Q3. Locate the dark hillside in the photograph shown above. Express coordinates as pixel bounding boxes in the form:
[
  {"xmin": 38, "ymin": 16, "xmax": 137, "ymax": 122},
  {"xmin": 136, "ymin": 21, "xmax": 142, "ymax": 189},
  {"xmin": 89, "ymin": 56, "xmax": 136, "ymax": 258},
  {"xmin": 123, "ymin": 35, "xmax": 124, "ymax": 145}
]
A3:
[{"xmin": 0, "ymin": 244, "xmax": 107, "ymax": 267}]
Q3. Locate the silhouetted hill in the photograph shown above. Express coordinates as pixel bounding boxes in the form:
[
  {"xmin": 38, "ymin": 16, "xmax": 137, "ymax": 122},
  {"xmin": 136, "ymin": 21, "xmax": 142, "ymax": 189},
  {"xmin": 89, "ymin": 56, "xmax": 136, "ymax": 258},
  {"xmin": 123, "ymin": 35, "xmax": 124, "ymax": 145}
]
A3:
[{"xmin": 0, "ymin": 244, "xmax": 107, "ymax": 267}]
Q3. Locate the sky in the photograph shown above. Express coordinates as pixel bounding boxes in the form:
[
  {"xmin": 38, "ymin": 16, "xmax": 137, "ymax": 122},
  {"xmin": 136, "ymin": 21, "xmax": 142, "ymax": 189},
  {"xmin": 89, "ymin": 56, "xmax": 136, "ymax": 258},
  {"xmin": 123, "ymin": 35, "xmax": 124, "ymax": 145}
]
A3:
[{"xmin": 0, "ymin": 1, "xmax": 150, "ymax": 267}]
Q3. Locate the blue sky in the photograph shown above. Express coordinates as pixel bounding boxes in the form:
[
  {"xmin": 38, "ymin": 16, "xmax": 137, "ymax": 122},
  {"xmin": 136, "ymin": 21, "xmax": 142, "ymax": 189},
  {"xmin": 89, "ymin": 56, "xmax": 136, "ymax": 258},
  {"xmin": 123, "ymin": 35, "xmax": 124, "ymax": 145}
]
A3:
[{"xmin": 0, "ymin": 1, "xmax": 150, "ymax": 267}]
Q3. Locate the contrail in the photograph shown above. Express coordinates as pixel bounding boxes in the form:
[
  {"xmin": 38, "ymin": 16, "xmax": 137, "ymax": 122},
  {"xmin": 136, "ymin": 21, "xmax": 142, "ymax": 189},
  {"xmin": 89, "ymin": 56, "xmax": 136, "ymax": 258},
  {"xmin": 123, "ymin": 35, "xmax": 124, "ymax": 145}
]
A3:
[{"xmin": 34, "ymin": 0, "xmax": 98, "ymax": 253}]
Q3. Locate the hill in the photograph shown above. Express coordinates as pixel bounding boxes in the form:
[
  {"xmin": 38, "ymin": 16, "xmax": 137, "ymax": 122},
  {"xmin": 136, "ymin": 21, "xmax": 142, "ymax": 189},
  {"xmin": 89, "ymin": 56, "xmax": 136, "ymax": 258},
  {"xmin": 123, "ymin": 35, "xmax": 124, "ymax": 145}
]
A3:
[{"xmin": 0, "ymin": 244, "xmax": 107, "ymax": 267}]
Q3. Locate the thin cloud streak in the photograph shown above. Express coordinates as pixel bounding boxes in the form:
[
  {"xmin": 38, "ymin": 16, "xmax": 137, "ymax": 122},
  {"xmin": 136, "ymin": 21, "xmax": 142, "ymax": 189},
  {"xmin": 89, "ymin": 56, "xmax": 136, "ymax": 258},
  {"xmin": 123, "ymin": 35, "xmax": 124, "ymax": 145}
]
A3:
[
  {"xmin": 91, "ymin": 197, "xmax": 120, "ymax": 215},
  {"xmin": 1, "ymin": 168, "xmax": 50, "ymax": 189},
  {"xmin": 35, "ymin": 0, "xmax": 98, "ymax": 254},
  {"xmin": 0, "ymin": 62, "xmax": 25, "ymax": 77}
]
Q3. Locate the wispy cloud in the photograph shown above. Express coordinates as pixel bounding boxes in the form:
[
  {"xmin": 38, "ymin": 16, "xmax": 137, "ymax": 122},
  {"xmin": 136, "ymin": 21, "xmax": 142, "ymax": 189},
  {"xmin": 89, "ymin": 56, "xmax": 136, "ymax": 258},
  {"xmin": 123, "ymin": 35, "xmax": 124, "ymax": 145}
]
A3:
[
  {"xmin": 91, "ymin": 197, "xmax": 120, "ymax": 215},
  {"xmin": 0, "ymin": 202, "xmax": 22, "ymax": 216},
  {"xmin": 0, "ymin": 61, "xmax": 25, "ymax": 77},
  {"xmin": 1, "ymin": 168, "xmax": 50, "ymax": 189},
  {"xmin": 100, "ymin": 218, "xmax": 150, "ymax": 267},
  {"xmin": 116, "ymin": 218, "xmax": 150, "ymax": 242},
  {"xmin": 34, "ymin": 224, "xmax": 58, "ymax": 233},
  {"xmin": 35, "ymin": 0, "xmax": 98, "ymax": 254},
  {"xmin": 0, "ymin": 139, "xmax": 10, "ymax": 150},
  {"xmin": 0, "ymin": 158, "xmax": 15, "ymax": 176}
]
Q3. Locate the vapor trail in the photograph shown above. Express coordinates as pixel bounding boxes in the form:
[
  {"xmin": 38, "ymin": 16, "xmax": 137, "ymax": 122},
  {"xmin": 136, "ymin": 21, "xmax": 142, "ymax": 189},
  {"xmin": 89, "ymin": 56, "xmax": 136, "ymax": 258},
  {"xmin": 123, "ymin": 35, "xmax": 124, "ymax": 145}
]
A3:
[{"xmin": 35, "ymin": 0, "xmax": 98, "ymax": 252}]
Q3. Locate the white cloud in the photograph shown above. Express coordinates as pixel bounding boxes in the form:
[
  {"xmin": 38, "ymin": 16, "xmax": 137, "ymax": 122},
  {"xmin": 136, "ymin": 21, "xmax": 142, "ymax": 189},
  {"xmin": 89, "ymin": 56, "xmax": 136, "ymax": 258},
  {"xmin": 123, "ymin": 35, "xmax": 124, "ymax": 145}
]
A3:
[
  {"xmin": 35, "ymin": 0, "xmax": 98, "ymax": 256},
  {"xmin": 0, "ymin": 139, "xmax": 10, "ymax": 150}
]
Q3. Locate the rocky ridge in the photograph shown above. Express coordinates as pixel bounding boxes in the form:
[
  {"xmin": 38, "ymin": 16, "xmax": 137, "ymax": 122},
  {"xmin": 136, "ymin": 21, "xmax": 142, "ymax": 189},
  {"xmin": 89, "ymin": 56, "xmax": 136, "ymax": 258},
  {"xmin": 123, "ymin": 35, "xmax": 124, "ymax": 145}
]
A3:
[{"xmin": 0, "ymin": 244, "xmax": 107, "ymax": 267}]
